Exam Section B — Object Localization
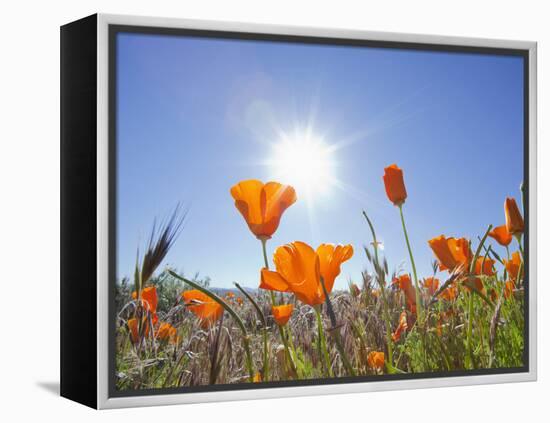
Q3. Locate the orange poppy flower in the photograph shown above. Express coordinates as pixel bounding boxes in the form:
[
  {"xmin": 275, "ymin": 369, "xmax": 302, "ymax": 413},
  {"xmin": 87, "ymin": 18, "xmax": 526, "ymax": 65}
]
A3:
[
  {"xmin": 504, "ymin": 280, "xmax": 516, "ymax": 299},
  {"xmin": 393, "ymin": 274, "xmax": 416, "ymax": 312},
  {"xmin": 367, "ymin": 351, "xmax": 385, "ymax": 371},
  {"xmin": 504, "ymin": 197, "xmax": 524, "ymax": 235},
  {"xmin": 316, "ymin": 243, "xmax": 355, "ymax": 294},
  {"xmin": 156, "ymin": 322, "xmax": 177, "ymax": 343},
  {"xmin": 127, "ymin": 318, "xmax": 139, "ymax": 343},
  {"xmin": 182, "ymin": 290, "xmax": 224, "ymax": 328},
  {"xmin": 428, "ymin": 235, "xmax": 471, "ymax": 272},
  {"xmin": 230, "ymin": 180, "xmax": 297, "ymax": 240},
  {"xmin": 463, "ymin": 276, "xmax": 484, "ymax": 293},
  {"xmin": 141, "ymin": 286, "xmax": 158, "ymax": 313},
  {"xmin": 132, "ymin": 286, "xmax": 158, "ymax": 314},
  {"xmin": 253, "ymin": 373, "xmax": 262, "ymax": 383},
  {"xmin": 489, "ymin": 288, "xmax": 498, "ymax": 303},
  {"xmin": 127, "ymin": 317, "xmax": 153, "ymax": 343},
  {"xmin": 423, "ymin": 277, "xmax": 440, "ymax": 296},
  {"xmin": 382, "ymin": 164, "xmax": 407, "ymax": 206},
  {"xmin": 474, "ymin": 257, "xmax": 495, "ymax": 276},
  {"xmin": 504, "ymin": 252, "xmax": 522, "ymax": 282},
  {"xmin": 272, "ymin": 304, "xmax": 294, "ymax": 326},
  {"xmin": 392, "ymin": 311, "xmax": 408, "ymax": 342},
  {"xmin": 488, "ymin": 225, "xmax": 513, "ymax": 247},
  {"xmin": 439, "ymin": 284, "xmax": 458, "ymax": 301},
  {"xmin": 260, "ymin": 241, "xmax": 353, "ymax": 306}
]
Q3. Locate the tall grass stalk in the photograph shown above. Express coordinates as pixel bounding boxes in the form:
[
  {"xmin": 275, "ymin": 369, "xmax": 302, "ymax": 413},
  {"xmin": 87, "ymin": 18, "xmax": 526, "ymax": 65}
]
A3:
[
  {"xmin": 465, "ymin": 224, "xmax": 492, "ymax": 369},
  {"xmin": 234, "ymin": 282, "xmax": 270, "ymax": 381},
  {"xmin": 167, "ymin": 270, "xmax": 255, "ymax": 382},
  {"xmin": 320, "ymin": 277, "xmax": 356, "ymax": 376},
  {"xmin": 314, "ymin": 306, "xmax": 333, "ymax": 377},
  {"xmin": 362, "ymin": 210, "xmax": 394, "ymax": 372}
]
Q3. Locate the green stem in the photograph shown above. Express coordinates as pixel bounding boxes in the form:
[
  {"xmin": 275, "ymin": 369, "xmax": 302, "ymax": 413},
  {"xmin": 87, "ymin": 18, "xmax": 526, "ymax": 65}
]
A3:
[
  {"xmin": 280, "ymin": 325, "xmax": 298, "ymax": 378},
  {"xmin": 259, "ymin": 238, "xmax": 297, "ymax": 377},
  {"xmin": 261, "ymin": 238, "xmax": 270, "ymax": 269},
  {"xmin": 285, "ymin": 326, "xmax": 299, "ymax": 371},
  {"xmin": 515, "ymin": 235, "xmax": 525, "ymax": 287},
  {"xmin": 314, "ymin": 306, "xmax": 333, "ymax": 377},
  {"xmin": 516, "ymin": 234, "xmax": 525, "ymax": 261},
  {"xmin": 465, "ymin": 291, "xmax": 475, "ymax": 369},
  {"xmin": 168, "ymin": 270, "xmax": 255, "ymax": 382},
  {"xmin": 398, "ymin": 205, "xmax": 423, "ymax": 321}
]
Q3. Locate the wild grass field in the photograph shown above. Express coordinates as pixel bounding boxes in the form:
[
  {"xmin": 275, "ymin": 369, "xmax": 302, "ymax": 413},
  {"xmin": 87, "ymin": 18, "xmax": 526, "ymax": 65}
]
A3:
[{"xmin": 115, "ymin": 165, "xmax": 525, "ymax": 390}]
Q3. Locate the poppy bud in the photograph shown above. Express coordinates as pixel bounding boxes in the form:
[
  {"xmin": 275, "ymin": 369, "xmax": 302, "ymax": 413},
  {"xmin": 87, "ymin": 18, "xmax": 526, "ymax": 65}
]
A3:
[
  {"xmin": 504, "ymin": 197, "xmax": 524, "ymax": 235},
  {"xmin": 383, "ymin": 164, "xmax": 407, "ymax": 206}
]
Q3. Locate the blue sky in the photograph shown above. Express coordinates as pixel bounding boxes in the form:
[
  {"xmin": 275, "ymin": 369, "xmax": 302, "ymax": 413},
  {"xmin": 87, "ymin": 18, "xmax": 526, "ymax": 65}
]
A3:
[{"xmin": 116, "ymin": 32, "xmax": 524, "ymax": 289}]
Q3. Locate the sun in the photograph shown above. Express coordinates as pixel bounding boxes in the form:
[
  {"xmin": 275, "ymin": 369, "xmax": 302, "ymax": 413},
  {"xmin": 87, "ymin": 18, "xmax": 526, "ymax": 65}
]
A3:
[{"xmin": 269, "ymin": 131, "xmax": 335, "ymax": 196}]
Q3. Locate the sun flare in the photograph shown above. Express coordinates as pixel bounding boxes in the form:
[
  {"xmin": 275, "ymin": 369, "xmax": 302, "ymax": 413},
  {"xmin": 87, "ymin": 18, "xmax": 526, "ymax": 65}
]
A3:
[{"xmin": 269, "ymin": 131, "xmax": 335, "ymax": 196}]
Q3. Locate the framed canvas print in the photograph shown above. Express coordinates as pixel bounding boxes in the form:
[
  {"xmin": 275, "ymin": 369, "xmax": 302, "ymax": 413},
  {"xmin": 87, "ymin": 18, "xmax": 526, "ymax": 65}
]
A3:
[{"xmin": 60, "ymin": 14, "xmax": 537, "ymax": 409}]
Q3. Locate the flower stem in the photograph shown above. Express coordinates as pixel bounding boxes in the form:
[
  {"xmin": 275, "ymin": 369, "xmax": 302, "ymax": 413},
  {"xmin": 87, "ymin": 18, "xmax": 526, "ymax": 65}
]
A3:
[
  {"xmin": 259, "ymin": 238, "xmax": 297, "ymax": 377},
  {"xmin": 314, "ymin": 306, "xmax": 333, "ymax": 377},
  {"xmin": 465, "ymin": 291, "xmax": 475, "ymax": 369},
  {"xmin": 398, "ymin": 205, "xmax": 423, "ymax": 321},
  {"xmin": 515, "ymin": 235, "xmax": 525, "ymax": 286},
  {"xmin": 261, "ymin": 238, "xmax": 270, "ymax": 269},
  {"xmin": 516, "ymin": 234, "xmax": 525, "ymax": 261}
]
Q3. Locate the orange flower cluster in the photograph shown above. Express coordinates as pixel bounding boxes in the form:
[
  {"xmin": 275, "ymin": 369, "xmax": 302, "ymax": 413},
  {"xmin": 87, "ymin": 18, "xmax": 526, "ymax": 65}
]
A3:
[
  {"xmin": 427, "ymin": 237, "xmax": 497, "ymax": 295},
  {"xmin": 128, "ymin": 286, "xmax": 178, "ymax": 344},
  {"xmin": 230, "ymin": 177, "xmax": 354, "ymax": 368},
  {"xmin": 393, "ymin": 274, "xmax": 416, "ymax": 313}
]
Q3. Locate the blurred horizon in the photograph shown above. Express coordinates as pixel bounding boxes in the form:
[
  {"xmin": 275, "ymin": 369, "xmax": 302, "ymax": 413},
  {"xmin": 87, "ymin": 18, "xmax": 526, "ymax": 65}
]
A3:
[{"xmin": 116, "ymin": 32, "xmax": 524, "ymax": 289}]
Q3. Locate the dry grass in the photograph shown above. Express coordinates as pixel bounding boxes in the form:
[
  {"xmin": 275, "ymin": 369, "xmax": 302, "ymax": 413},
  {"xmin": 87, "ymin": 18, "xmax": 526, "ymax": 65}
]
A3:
[{"xmin": 115, "ymin": 230, "xmax": 524, "ymax": 390}]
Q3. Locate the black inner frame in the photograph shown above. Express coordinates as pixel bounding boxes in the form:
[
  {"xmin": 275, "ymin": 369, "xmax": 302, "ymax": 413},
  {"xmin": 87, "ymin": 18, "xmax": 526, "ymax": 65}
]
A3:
[{"xmin": 108, "ymin": 24, "xmax": 530, "ymax": 398}]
